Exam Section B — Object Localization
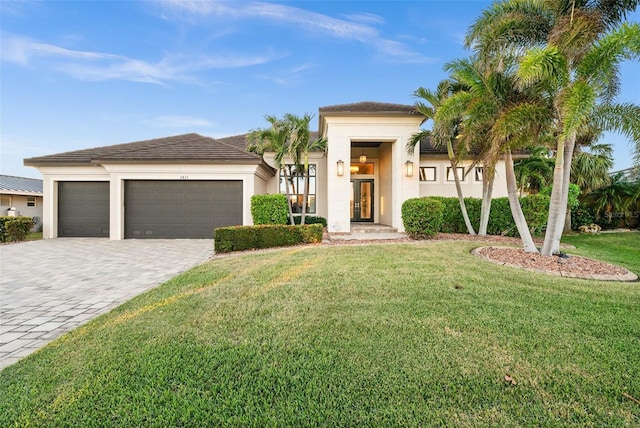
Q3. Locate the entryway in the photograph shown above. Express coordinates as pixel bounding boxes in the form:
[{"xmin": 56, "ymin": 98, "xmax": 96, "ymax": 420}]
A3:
[{"xmin": 350, "ymin": 179, "xmax": 374, "ymax": 222}]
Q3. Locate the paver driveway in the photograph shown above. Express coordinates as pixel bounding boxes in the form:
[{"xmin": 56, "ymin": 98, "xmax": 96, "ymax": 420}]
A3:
[{"xmin": 0, "ymin": 238, "xmax": 214, "ymax": 369}]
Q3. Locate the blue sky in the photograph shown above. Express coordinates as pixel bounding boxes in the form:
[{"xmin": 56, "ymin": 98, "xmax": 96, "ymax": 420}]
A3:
[{"xmin": 2, "ymin": 0, "xmax": 639, "ymax": 179}]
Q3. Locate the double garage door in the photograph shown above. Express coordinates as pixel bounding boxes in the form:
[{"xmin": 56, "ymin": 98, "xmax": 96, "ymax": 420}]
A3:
[{"xmin": 58, "ymin": 180, "xmax": 242, "ymax": 239}]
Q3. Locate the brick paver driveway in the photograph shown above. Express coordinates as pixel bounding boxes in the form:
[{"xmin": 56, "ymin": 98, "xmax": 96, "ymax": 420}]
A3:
[{"xmin": 0, "ymin": 238, "xmax": 213, "ymax": 369}]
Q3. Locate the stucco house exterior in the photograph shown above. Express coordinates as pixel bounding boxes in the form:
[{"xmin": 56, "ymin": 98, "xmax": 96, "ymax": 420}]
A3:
[
  {"xmin": 0, "ymin": 175, "xmax": 44, "ymax": 231},
  {"xmin": 24, "ymin": 102, "xmax": 511, "ymax": 240}
]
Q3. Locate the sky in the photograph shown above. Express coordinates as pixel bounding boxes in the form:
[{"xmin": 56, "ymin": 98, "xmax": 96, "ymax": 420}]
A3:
[{"xmin": 1, "ymin": 0, "xmax": 639, "ymax": 180}]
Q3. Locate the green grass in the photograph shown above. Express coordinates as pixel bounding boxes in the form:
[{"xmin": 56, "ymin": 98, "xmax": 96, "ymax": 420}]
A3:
[{"xmin": 1, "ymin": 234, "xmax": 639, "ymax": 426}]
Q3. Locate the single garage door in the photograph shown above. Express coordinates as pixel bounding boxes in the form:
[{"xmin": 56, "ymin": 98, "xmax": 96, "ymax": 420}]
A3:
[
  {"xmin": 58, "ymin": 181, "xmax": 110, "ymax": 237},
  {"xmin": 125, "ymin": 180, "xmax": 242, "ymax": 239}
]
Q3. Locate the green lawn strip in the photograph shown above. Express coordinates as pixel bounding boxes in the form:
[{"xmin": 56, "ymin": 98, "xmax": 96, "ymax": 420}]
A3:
[
  {"xmin": 563, "ymin": 232, "xmax": 640, "ymax": 275},
  {"xmin": 1, "ymin": 240, "xmax": 639, "ymax": 426}
]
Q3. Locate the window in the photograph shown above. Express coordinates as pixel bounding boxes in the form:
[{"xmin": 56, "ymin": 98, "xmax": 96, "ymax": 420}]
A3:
[
  {"xmin": 280, "ymin": 164, "xmax": 316, "ymax": 214},
  {"xmin": 0, "ymin": 195, "xmax": 10, "ymax": 206},
  {"xmin": 475, "ymin": 167, "xmax": 484, "ymax": 182},
  {"xmin": 446, "ymin": 166, "xmax": 465, "ymax": 182},
  {"xmin": 419, "ymin": 167, "xmax": 437, "ymax": 182},
  {"xmin": 27, "ymin": 197, "xmax": 36, "ymax": 207},
  {"xmin": 350, "ymin": 162, "xmax": 374, "ymax": 175}
]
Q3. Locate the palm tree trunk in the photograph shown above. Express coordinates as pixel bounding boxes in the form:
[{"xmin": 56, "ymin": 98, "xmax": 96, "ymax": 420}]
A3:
[
  {"xmin": 301, "ymin": 158, "xmax": 309, "ymax": 225},
  {"xmin": 451, "ymin": 159, "xmax": 476, "ymax": 235},
  {"xmin": 506, "ymin": 149, "xmax": 538, "ymax": 253},
  {"xmin": 541, "ymin": 139, "xmax": 566, "ymax": 256},
  {"xmin": 479, "ymin": 165, "xmax": 494, "ymax": 236},
  {"xmin": 282, "ymin": 167, "xmax": 296, "ymax": 225},
  {"xmin": 542, "ymin": 136, "xmax": 575, "ymax": 255},
  {"xmin": 550, "ymin": 136, "xmax": 576, "ymax": 253}
]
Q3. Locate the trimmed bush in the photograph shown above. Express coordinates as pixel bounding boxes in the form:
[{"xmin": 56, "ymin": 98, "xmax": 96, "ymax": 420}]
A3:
[
  {"xmin": 214, "ymin": 224, "xmax": 323, "ymax": 253},
  {"xmin": 0, "ymin": 216, "xmax": 35, "ymax": 242},
  {"xmin": 292, "ymin": 215, "xmax": 327, "ymax": 227},
  {"xmin": 251, "ymin": 194, "xmax": 288, "ymax": 225},
  {"xmin": 401, "ymin": 197, "xmax": 444, "ymax": 239}
]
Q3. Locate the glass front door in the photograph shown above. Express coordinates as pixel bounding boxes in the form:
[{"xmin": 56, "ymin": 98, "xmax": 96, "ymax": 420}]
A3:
[{"xmin": 350, "ymin": 179, "xmax": 374, "ymax": 222}]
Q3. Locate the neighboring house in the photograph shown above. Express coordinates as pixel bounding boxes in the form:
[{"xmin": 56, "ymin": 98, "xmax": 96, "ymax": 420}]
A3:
[
  {"xmin": 611, "ymin": 167, "xmax": 638, "ymax": 182},
  {"xmin": 0, "ymin": 174, "xmax": 44, "ymax": 230},
  {"xmin": 24, "ymin": 102, "xmax": 514, "ymax": 240}
]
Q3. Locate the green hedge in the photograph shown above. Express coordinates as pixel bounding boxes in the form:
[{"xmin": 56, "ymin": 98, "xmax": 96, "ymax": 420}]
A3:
[
  {"xmin": 214, "ymin": 224, "xmax": 323, "ymax": 253},
  {"xmin": 292, "ymin": 215, "xmax": 328, "ymax": 227},
  {"xmin": 0, "ymin": 216, "xmax": 35, "ymax": 243},
  {"xmin": 407, "ymin": 195, "xmax": 550, "ymax": 237},
  {"xmin": 251, "ymin": 194, "xmax": 288, "ymax": 225},
  {"xmin": 401, "ymin": 197, "xmax": 444, "ymax": 239}
]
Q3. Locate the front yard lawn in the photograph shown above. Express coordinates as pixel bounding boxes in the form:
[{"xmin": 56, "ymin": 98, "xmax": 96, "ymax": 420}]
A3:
[{"xmin": 1, "ymin": 234, "xmax": 638, "ymax": 426}]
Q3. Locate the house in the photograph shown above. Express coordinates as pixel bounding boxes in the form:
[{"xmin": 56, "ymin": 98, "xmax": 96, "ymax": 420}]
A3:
[
  {"xmin": 0, "ymin": 175, "xmax": 44, "ymax": 231},
  {"xmin": 24, "ymin": 102, "xmax": 512, "ymax": 240}
]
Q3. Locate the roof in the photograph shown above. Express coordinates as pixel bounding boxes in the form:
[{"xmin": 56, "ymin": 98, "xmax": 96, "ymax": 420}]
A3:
[
  {"xmin": 319, "ymin": 101, "xmax": 418, "ymax": 115},
  {"xmin": 24, "ymin": 133, "xmax": 263, "ymax": 166},
  {"xmin": 0, "ymin": 175, "xmax": 43, "ymax": 195}
]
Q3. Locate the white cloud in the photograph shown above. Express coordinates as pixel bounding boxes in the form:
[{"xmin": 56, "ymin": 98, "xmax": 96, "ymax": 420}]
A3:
[
  {"xmin": 0, "ymin": 33, "xmax": 283, "ymax": 85},
  {"xmin": 158, "ymin": 0, "xmax": 432, "ymax": 63}
]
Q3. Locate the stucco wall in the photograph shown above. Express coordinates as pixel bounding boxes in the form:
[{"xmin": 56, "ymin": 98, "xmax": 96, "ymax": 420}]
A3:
[{"xmin": 418, "ymin": 159, "xmax": 509, "ymax": 199}]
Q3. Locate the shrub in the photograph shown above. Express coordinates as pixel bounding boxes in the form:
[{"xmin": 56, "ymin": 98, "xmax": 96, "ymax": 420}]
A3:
[
  {"xmin": 214, "ymin": 224, "xmax": 323, "ymax": 253},
  {"xmin": 418, "ymin": 195, "xmax": 550, "ymax": 237},
  {"xmin": 520, "ymin": 194, "xmax": 550, "ymax": 235},
  {"xmin": 251, "ymin": 194, "xmax": 288, "ymax": 225},
  {"xmin": 401, "ymin": 197, "xmax": 444, "ymax": 239},
  {"xmin": 0, "ymin": 216, "xmax": 35, "ymax": 242},
  {"xmin": 292, "ymin": 215, "xmax": 327, "ymax": 227}
]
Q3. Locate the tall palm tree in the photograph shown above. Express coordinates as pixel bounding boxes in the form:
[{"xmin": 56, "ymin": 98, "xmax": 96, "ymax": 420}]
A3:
[
  {"xmin": 284, "ymin": 113, "xmax": 327, "ymax": 225},
  {"xmin": 408, "ymin": 82, "xmax": 477, "ymax": 235},
  {"xmin": 440, "ymin": 55, "xmax": 551, "ymax": 249},
  {"xmin": 466, "ymin": 0, "xmax": 640, "ymax": 255},
  {"xmin": 247, "ymin": 115, "xmax": 297, "ymax": 225}
]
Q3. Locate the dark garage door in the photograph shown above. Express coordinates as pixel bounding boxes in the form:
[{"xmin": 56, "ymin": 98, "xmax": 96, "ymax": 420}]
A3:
[
  {"xmin": 58, "ymin": 181, "xmax": 110, "ymax": 237},
  {"xmin": 125, "ymin": 180, "xmax": 242, "ymax": 239}
]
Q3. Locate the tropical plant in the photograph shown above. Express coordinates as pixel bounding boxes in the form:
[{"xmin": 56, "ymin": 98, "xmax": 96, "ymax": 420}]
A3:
[
  {"xmin": 583, "ymin": 173, "xmax": 639, "ymax": 225},
  {"xmin": 466, "ymin": 0, "xmax": 640, "ymax": 255},
  {"xmin": 514, "ymin": 146, "xmax": 555, "ymax": 196},
  {"xmin": 284, "ymin": 114, "xmax": 327, "ymax": 225},
  {"xmin": 247, "ymin": 115, "xmax": 297, "ymax": 225},
  {"xmin": 572, "ymin": 143, "xmax": 613, "ymax": 194},
  {"xmin": 407, "ymin": 81, "xmax": 477, "ymax": 235}
]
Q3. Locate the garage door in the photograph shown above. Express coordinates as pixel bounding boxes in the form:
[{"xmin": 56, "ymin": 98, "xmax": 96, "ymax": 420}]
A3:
[
  {"xmin": 58, "ymin": 181, "xmax": 110, "ymax": 237},
  {"xmin": 125, "ymin": 180, "xmax": 242, "ymax": 239}
]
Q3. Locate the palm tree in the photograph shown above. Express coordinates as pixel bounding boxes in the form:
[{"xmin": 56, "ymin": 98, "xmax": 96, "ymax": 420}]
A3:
[
  {"xmin": 466, "ymin": 0, "xmax": 640, "ymax": 255},
  {"xmin": 572, "ymin": 143, "xmax": 613, "ymax": 194},
  {"xmin": 247, "ymin": 115, "xmax": 296, "ymax": 225},
  {"xmin": 514, "ymin": 146, "xmax": 555, "ymax": 196},
  {"xmin": 407, "ymin": 82, "xmax": 477, "ymax": 235},
  {"xmin": 584, "ymin": 173, "xmax": 637, "ymax": 223},
  {"xmin": 284, "ymin": 113, "xmax": 327, "ymax": 225},
  {"xmin": 440, "ymin": 55, "xmax": 551, "ymax": 249}
]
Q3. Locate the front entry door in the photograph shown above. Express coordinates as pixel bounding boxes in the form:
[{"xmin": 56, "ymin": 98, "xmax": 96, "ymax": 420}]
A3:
[{"xmin": 351, "ymin": 179, "xmax": 374, "ymax": 222}]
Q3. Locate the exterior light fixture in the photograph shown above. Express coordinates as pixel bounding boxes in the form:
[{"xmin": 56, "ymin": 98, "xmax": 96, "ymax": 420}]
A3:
[
  {"xmin": 405, "ymin": 160, "xmax": 414, "ymax": 177},
  {"xmin": 359, "ymin": 152, "xmax": 367, "ymax": 163},
  {"xmin": 337, "ymin": 160, "xmax": 345, "ymax": 176}
]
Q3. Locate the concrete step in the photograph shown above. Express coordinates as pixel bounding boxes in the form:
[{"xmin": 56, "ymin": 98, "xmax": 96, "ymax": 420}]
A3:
[{"xmin": 350, "ymin": 224, "xmax": 398, "ymax": 234}]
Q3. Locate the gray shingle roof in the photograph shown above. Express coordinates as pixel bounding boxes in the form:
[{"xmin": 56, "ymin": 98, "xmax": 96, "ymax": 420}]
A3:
[
  {"xmin": 0, "ymin": 175, "xmax": 43, "ymax": 195},
  {"xmin": 319, "ymin": 101, "xmax": 418, "ymax": 115},
  {"xmin": 24, "ymin": 133, "xmax": 262, "ymax": 166}
]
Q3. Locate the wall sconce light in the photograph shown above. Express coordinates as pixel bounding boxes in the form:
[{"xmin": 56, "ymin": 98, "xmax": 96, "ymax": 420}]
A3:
[
  {"xmin": 405, "ymin": 160, "xmax": 414, "ymax": 177},
  {"xmin": 337, "ymin": 160, "xmax": 344, "ymax": 176},
  {"xmin": 359, "ymin": 152, "xmax": 367, "ymax": 163}
]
